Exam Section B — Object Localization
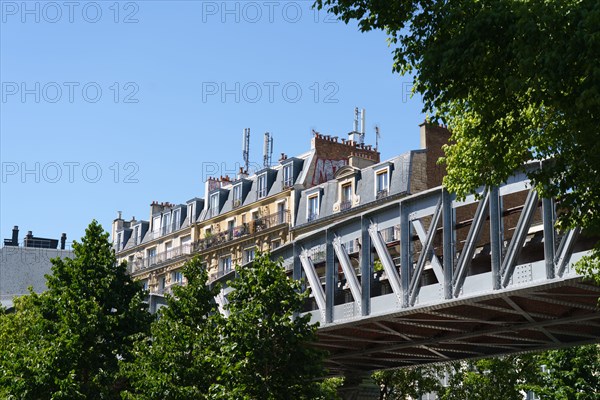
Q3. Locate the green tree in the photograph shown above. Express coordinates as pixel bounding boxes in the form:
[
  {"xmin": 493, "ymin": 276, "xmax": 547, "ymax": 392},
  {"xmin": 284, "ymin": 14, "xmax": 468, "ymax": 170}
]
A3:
[
  {"xmin": 121, "ymin": 256, "xmax": 221, "ymax": 400},
  {"xmin": 372, "ymin": 366, "xmax": 442, "ymax": 400},
  {"xmin": 208, "ymin": 252, "xmax": 326, "ymax": 400},
  {"xmin": 315, "ymin": 0, "xmax": 600, "ymax": 277},
  {"xmin": 439, "ymin": 355, "xmax": 537, "ymax": 400},
  {"xmin": 0, "ymin": 220, "xmax": 151, "ymax": 399},
  {"xmin": 524, "ymin": 345, "xmax": 600, "ymax": 400}
]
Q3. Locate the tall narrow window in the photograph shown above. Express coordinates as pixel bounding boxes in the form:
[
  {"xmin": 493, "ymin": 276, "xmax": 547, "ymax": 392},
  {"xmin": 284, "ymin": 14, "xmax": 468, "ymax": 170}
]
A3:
[
  {"xmin": 341, "ymin": 183, "xmax": 352, "ymax": 211},
  {"xmin": 277, "ymin": 202, "xmax": 286, "ymax": 224},
  {"xmin": 210, "ymin": 193, "xmax": 219, "ymax": 217},
  {"xmin": 172, "ymin": 209, "xmax": 180, "ymax": 231},
  {"xmin": 257, "ymin": 174, "xmax": 267, "ymax": 198},
  {"xmin": 162, "ymin": 213, "xmax": 171, "ymax": 235},
  {"xmin": 283, "ymin": 164, "xmax": 293, "ymax": 188},
  {"xmin": 133, "ymin": 225, "xmax": 139, "ymax": 245},
  {"xmin": 376, "ymin": 170, "xmax": 389, "ymax": 199},
  {"xmin": 308, "ymin": 194, "xmax": 319, "ymax": 221},
  {"xmin": 116, "ymin": 232, "xmax": 122, "ymax": 251},
  {"xmin": 233, "ymin": 184, "xmax": 242, "ymax": 208}
]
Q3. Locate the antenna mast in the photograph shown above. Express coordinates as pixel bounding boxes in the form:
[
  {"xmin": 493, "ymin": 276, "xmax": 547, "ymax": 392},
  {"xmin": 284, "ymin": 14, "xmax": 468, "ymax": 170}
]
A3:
[
  {"xmin": 263, "ymin": 132, "xmax": 273, "ymax": 168},
  {"xmin": 375, "ymin": 125, "xmax": 380, "ymax": 151},
  {"xmin": 242, "ymin": 128, "xmax": 250, "ymax": 173}
]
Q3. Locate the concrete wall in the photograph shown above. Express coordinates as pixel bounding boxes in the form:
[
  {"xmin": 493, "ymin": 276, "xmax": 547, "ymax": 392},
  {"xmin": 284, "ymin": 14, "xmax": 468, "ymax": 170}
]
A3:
[{"xmin": 0, "ymin": 246, "xmax": 73, "ymax": 309}]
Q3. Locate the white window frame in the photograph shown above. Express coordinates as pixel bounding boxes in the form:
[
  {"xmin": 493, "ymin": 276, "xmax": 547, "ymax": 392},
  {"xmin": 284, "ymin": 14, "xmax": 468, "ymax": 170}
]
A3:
[
  {"xmin": 210, "ymin": 193, "xmax": 219, "ymax": 217},
  {"xmin": 257, "ymin": 173, "xmax": 267, "ymax": 198},
  {"xmin": 375, "ymin": 167, "xmax": 390, "ymax": 198},
  {"xmin": 307, "ymin": 193, "xmax": 319, "ymax": 221},
  {"xmin": 233, "ymin": 184, "xmax": 242, "ymax": 207},
  {"xmin": 282, "ymin": 163, "xmax": 293, "ymax": 187},
  {"xmin": 244, "ymin": 247, "xmax": 256, "ymax": 264}
]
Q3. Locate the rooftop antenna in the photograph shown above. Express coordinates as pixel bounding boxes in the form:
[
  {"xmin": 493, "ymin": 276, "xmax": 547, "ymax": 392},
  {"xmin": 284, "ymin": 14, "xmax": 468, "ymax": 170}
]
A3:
[
  {"xmin": 360, "ymin": 108, "xmax": 366, "ymax": 136},
  {"xmin": 263, "ymin": 132, "xmax": 273, "ymax": 168},
  {"xmin": 242, "ymin": 128, "xmax": 250, "ymax": 173},
  {"xmin": 353, "ymin": 107, "xmax": 359, "ymax": 133},
  {"xmin": 375, "ymin": 125, "xmax": 381, "ymax": 151}
]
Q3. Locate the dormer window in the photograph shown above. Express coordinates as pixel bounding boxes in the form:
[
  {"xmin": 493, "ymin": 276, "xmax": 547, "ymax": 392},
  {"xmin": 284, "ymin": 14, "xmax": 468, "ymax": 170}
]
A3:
[
  {"xmin": 232, "ymin": 184, "xmax": 242, "ymax": 208},
  {"xmin": 341, "ymin": 183, "xmax": 352, "ymax": 211},
  {"xmin": 308, "ymin": 194, "xmax": 319, "ymax": 222},
  {"xmin": 116, "ymin": 232, "xmax": 122, "ymax": 251},
  {"xmin": 210, "ymin": 193, "xmax": 219, "ymax": 217},
  {"xmin": 161, "ymin": 213, "xmax": 171, "ymax": 235},
  {"xmin": 257, "ymin": 174, "xmax": 267, "ymax": 198},
  {"xmin": 375, "ymin": 168, "xmax": 390, "ymax": 199},
  {"xmin": 133, "ymin": 225, "xmax": 139, "ymax": 245},
  {"xmin": 283, "ymin": 163, "xmax": 293, "ymax": 188},
  {"xmin": 172, "ymin": 209, "xmax": 181, "ymax": 231}
]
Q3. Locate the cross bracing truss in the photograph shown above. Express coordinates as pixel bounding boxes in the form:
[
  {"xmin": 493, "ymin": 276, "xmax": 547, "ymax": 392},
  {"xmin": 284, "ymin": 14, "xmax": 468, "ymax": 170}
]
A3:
[{"xmin": 286, "ymin": 167, "xmax": 599, "ymax": 375}]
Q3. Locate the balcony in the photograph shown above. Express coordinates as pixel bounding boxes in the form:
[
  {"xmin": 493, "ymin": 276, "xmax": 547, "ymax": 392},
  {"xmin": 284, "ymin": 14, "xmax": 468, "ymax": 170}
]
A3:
[
  {"xmin": 376, "ymin": 189, "xmax": 389, "ymax": 200},
  {"xmin": 194, "ymin": 210, "xmax": 290, "ymax": 252},
  {"xmin": 340, "ymin": 200, "xmax": 352, "ymax": 211},
  {"xmin": 132, "ymin": 243, "xmax": 193, "ymax": 272}
]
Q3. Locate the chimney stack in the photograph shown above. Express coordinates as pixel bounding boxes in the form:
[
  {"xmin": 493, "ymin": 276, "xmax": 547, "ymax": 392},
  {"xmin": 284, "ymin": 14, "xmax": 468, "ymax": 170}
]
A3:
[{"xmin": 11, "ymin": 225, "xmax": 18, "ymax": 246}]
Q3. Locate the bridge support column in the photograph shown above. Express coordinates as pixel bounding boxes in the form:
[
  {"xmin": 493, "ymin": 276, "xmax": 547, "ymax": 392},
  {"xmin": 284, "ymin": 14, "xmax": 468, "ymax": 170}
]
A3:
[
  {"xmin": 325, "ymin": 229, "xmax": 335, "ymax": 323},
  {"xmin": 489, "ymin": 186, "xmax": 502, "ymax": 290},
  {"xmin": 400, "ymin": 201, "xmax": 411, "ymax": 307},
  {"xmin": 338, "ymin": 373, "xmax": 370, "ymax": 400},
  {"xmin": 442, "ymin": 188, "xmax": 454, "ymax": 299},
  {"xmin": 542, "ymin": 197, "xmax": 556, "ymax": 279},
  {"xmin": 360, "ymin": 216, "xmax": 371, "ymax": 316}
]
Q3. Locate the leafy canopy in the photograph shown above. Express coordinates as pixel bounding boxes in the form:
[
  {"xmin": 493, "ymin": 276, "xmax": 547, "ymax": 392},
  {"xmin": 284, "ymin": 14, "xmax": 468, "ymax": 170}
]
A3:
[
  {"xmin": 121, "ymin": 256, "xmax": 221, "ymax": 400},
  {"xmin": 0, "ymin": 220, "xmax": 151, "ymax": 399},
  {"xmin": 315, "ymin": 0, "xmax": 600, "ymax": 277},
  {"xmin": 208, "ymin": 251, "xmax": 326, "ymax": 400}
]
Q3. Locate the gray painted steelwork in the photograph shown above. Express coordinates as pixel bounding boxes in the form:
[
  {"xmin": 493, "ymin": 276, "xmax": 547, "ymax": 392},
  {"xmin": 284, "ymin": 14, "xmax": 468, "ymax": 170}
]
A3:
[{"xmin": 288, "ymin": 165, "xmax": 599, "ymax": 375}]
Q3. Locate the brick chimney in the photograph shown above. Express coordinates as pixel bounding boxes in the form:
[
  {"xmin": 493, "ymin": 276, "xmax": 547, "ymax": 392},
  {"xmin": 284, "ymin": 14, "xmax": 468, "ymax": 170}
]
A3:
[{"xmin": 419, "ymin": 122, "xmax": 451, "ymax": 188}]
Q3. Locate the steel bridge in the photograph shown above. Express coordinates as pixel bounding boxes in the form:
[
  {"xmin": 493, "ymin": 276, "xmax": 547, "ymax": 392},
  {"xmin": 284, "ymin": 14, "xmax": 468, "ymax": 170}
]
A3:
[{"xmin": 279, "ymin": 166, "xmax": 600, "ymax": 376}]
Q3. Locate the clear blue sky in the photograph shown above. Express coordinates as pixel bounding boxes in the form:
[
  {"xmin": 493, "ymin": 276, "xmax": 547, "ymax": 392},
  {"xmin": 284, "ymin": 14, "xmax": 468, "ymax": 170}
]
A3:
[{"xmin": 0, "ymin": 0, "xmax": 425, "ymax": 244}]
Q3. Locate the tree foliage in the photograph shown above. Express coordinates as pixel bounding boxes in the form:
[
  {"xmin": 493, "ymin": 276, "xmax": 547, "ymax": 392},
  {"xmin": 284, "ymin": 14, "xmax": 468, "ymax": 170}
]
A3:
[
  {"xmin": 121, "ymin": 256, "xmax": 221, "ymax": 400},
  {"xmin": 0, "ymin": 220, "xmax": 152, "ymax": 399},
  {"xmin": 208, "ymin": 252, "xmax": 326, "ymax": 400},
  {"xmin": 372, "ymin": 365, "xmax": 442, "ymax": 400},
  {"xmin": 439, "ymin": 355, "xmax": 538, "ymax": 400},
  {"xmin": 524, "ymin": 345, "xmax": 600, "ymax": 400},
  {"xmin": 314, "ymin": 0, "xmax": 600, "ymax": 276}
]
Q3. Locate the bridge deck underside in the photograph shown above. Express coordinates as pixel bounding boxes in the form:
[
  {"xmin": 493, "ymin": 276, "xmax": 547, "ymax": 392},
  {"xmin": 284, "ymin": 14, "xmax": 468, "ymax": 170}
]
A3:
[{"xmin": 318, "ymin": 278, "xmax": 600, "ymax": 375}]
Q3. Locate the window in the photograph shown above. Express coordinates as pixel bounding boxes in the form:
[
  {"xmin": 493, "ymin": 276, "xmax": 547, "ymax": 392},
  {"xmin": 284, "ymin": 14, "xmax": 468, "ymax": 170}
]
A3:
[
  {"xmin": 271, "ymin": 239, "xmax": 281, "ymax": 250},
  {"xmin": 172, "ymin": 209, "xmax": 180, "ymax": 231},
  {"xmin": 159, "ymin": 276, "xmax": 166, "ymax": 293},
  {"xmin": 210, "ymin": 193, "xmax": 219, "ymax": 217},
  {"xmin": 153, "ymin": 216, "xmax": 161, "ymax": 236},
  {"xmin": 227, "ymin": 219, "xmax": 235, "ymax": 240},
  {"xmin": 232, "ymin": 184, "xmax": 242, "ymax": 208},
  {"xmin": 181, "ymin": 235, "xmax": 192, "ymax": 254},
  {"xmin": 161, "ymin": 213, "xmax": 171, "ymax": 235},
  {"xmin": 171, "ymin": 270, "xmax": 183, "ymax": 284},
  {"xmin": 116, "ymin": 232, "xmax": 122, "ymax": 251},
  {"xmin": 308, "ymin": 194, "xmax": 319, "ymax": 221},
  {"xmin": 187, "ymin": 203, "xmax": 195, "ymax": 223},
  {"xmin": 283, "ymin": 163, "xmax": 293, "ymax": 188},
  {"xmin": 257, "ymin": 174, "xmax": 267, "ymax": 198},
  {"xmin": 141, "ymin": 280, "xmax": 148, "ymax": 291},
  {"xmin": 376, "ymin": 169, "xmax": 389, "ymax": 199},
  {"xmin": 133, "ymin": 225, "xmax": 139, "ymax": 245},
  {"xmin": 147, "ymin": 247, "xmax": 157, "ymax": 267},
  {"xmin": 219, "ymin": 255, "xmax": 232, "ymax": 273},
  {"xmin": 244, "ymin": 247, "xmax": 255, "ymax": 264},
  {"xmin": 277, "ymin": 202, "xmax": 286, "ymax": 224},
  {"xmin": 341, "ymin": 183, "xmax": 352, "ymax": 211},
  {"xmin": 165, "ymin": 241, "xmax": 173, "ymax": 258}
]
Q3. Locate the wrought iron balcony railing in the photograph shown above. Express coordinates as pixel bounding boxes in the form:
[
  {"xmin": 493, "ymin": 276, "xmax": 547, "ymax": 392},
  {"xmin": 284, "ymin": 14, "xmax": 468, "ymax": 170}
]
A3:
[
  {"xmin": 194, "ymin": 210, "xmax": 290, "ymax": 252},
  {"xmin": 131, "ymin": 243, "xmax": 193, "ymax": 273}
]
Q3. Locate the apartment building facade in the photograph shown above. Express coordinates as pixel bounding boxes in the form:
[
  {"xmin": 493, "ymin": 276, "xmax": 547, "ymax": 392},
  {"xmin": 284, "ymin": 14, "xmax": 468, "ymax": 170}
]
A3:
[{"xmin": 113, "ymin": 128, "xmax": 385, "ymax": 302}]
